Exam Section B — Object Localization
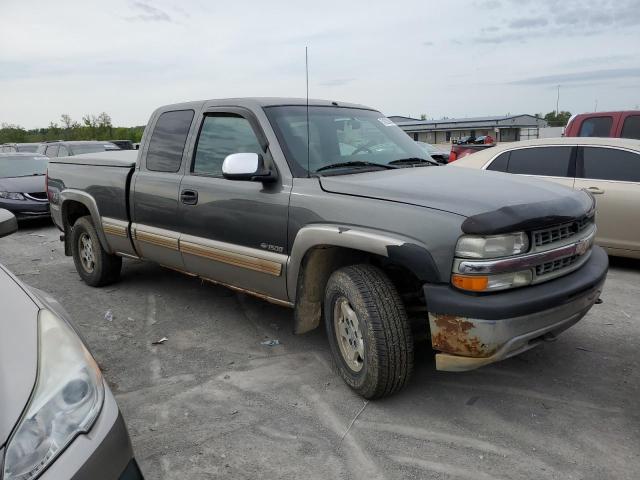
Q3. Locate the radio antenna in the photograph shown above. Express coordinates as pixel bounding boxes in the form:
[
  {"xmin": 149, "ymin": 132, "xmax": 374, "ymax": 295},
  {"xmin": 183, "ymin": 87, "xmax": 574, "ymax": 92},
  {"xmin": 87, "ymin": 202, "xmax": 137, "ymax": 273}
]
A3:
[{"xmin": 305, "ymin": 46, "xmax": 310, "ymax": 177}]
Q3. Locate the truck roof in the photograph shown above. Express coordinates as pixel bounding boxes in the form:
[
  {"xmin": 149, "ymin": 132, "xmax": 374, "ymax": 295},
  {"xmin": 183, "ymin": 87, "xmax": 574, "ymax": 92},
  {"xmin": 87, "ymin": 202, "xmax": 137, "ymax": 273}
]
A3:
[{"xmin": 155, "ymin": 97, "xmax": 376, "ymax": 112}]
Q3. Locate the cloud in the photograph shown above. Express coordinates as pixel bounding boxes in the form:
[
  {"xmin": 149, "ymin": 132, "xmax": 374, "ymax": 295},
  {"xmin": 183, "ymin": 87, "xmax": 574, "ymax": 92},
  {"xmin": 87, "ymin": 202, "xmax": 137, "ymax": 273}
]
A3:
[
  {"xmin": 318, "ymin": 78, "xmax": 355, "ymax": 87},
  {"xmin": 510, "ymin": 67, "xmax": 640, "ymax": 85},
  {"xmin": 509, "ymin": 17, "xmax": 548, "ymax": 29},
  {"xmin": 126, "ymin": 1, "xmax": 173, "ymax": 22},
  {"xmin": 422, "ymin": 41, "xmax": 434, "ymax": 46},
  {"xmin": 475, "ymin": 0, "xmax": 501, "ymax": 7},
  {"xmin": 476, "ymin": 0, "xmax": 640, "ymax": 43}
]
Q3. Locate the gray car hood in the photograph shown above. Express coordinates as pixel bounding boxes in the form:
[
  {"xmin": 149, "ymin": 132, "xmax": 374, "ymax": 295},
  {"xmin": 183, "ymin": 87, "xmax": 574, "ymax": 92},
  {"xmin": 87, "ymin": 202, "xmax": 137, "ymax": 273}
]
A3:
[
  {"xmin": 319, "ymin": 166, "xmax": 593, "ymax": 234},
  {"xmin": 0, "ymin": 266, "xmax": 38, "ymax": 448},
  {"xmin": 0, "ymin": 175, "xmax": 47, "ymax": 194}
]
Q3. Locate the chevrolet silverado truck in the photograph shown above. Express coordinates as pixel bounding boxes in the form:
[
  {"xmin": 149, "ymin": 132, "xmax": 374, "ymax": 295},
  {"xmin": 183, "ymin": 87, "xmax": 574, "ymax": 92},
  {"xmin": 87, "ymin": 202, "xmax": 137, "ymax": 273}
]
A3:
[{"xmin": 46, "ymin": 98, "xmax": 608, "ymax": 399}]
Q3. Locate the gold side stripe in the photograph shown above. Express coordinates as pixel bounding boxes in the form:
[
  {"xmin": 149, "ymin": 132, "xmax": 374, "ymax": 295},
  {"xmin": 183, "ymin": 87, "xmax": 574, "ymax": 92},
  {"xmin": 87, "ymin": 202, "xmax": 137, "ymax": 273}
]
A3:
[
  {"xmin": 134, "ymin": 230, "xmax": 179, "ymax": 251},
  {"xmin": 181, "ymin": 241, "xmax": 282, "ymax": 277},
  {"xmin": 103, "ymin": 223, "xmax": 128, "ymax": 237}
]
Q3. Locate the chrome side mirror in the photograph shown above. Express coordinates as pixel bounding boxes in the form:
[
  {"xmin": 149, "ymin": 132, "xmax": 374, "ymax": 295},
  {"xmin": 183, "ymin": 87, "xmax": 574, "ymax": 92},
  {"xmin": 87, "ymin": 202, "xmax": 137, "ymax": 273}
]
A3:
[
  {"xmin": 222, "ymin": 153, "xmax": 276, "ymax": 182},
  {"xmin": 0, "ymin": 209, "xmax": 18, "ymax": 238}
]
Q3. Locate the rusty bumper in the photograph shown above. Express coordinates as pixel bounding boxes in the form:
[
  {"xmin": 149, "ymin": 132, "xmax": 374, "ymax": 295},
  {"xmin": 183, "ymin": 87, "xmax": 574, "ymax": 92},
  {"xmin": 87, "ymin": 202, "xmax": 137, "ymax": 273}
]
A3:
[{"xmin": 424, "ymin": 246, "xmax": 608, "ymax": 372}]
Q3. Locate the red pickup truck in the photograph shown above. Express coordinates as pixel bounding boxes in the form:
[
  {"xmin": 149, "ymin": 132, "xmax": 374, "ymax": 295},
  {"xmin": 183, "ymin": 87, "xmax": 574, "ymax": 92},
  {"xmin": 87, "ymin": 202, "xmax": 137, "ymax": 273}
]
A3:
[
  {"xmin": 564, "ymin": 110, "xmax": 640, "ymax": 139},
  {"xmin": 448, "ymin": 136, "xmax": 495, "ymax": 162}
]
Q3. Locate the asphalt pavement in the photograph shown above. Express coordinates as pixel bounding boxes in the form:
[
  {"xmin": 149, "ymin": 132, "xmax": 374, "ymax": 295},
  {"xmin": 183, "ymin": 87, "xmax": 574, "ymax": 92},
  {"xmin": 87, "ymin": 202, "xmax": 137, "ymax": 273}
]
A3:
[{"xmin": 1, "ymin": 219, "xmax": 638, "ymax": 480}]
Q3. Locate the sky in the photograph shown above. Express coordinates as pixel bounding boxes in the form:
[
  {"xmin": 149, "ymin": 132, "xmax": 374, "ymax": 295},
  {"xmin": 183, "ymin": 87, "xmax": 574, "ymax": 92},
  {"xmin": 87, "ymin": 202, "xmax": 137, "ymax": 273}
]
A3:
[{"xmin": 1, "ymin": 0, "xmax": 639, "ymax": 128}]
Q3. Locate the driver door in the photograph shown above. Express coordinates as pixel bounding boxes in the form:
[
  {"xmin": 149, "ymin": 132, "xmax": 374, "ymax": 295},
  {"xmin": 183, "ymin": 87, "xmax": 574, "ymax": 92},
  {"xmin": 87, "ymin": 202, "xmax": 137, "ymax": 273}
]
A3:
[{"xmin": 178, "ymin": 108, "xmax": 291, "ymax": 301}]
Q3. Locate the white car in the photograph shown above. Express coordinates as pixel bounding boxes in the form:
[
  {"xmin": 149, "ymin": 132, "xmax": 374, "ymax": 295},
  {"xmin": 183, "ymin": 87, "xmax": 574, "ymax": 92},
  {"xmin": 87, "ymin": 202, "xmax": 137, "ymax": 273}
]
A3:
[{"xmin": 450, "ymin": 137, "xmax": 640, "ymax": 259}]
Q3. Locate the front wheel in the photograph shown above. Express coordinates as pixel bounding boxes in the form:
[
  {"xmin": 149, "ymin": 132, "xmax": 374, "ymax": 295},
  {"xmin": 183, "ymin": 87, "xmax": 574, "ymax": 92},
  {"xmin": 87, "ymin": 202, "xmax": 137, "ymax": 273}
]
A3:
[
  {"xmin": 71, "ymin": 216, "xmax": 122, "ymax": 287},
  {"xmin": 324, "ymin": 264, "xmax": 414, "ymax": 399}
]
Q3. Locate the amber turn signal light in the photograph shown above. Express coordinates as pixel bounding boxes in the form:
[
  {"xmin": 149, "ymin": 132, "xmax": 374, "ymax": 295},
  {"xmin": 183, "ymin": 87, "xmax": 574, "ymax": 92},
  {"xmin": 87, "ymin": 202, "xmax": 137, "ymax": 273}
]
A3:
[{"xmin": 451, "ymin": 274, "xmax": 489, "ymax": 292}]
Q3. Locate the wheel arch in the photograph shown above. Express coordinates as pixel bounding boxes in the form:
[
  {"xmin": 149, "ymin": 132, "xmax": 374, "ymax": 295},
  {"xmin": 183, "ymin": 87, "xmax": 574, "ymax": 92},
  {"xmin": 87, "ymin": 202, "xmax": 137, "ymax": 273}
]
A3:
[
  {"xmin": 60, "ymin": 190, "xmax": 112, "ymax": 254},
  {"xmin": 288, "ymin": 225, "xmax": 440, "ymax": 334}
]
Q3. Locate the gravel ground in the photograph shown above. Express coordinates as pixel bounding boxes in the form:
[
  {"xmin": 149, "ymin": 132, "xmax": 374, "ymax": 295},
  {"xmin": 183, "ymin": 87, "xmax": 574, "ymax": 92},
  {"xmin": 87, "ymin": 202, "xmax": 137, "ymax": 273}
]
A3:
[{"xmin": 1, "ymin": 219, "xmax": 638, "ymax": 480}]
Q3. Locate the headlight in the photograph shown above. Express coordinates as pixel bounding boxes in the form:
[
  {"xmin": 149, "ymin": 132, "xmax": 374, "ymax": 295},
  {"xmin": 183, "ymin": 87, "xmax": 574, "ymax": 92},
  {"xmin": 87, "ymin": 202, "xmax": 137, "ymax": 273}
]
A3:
[
  {"xmin": 0, "ymin": 192, "xmax": 26, "ymax": 200},
  {"xmin": 455, "ymin": 232, "xmax": 529, "ymax": 259},
  {"xmin": 3, "ymin": 309, "xmax": 104, "ymax": 480}
]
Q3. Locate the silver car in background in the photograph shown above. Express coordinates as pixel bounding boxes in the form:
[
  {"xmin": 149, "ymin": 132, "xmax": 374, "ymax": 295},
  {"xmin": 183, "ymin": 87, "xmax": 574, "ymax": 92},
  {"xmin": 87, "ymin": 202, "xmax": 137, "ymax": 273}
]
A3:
[{"xmin": 0, "ymin": 209, "xmax": 142, "ymax": 479}]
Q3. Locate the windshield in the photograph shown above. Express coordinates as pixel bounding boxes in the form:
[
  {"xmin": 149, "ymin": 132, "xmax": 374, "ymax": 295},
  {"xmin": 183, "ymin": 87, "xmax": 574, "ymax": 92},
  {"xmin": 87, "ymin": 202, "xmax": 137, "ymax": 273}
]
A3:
[
  {"xmin": 71, "ymin": 143, "xmax": 119, "ymax": 155},
  {"xmin": 0, "ymin": 155, "xmax": 49, "ymax": 177},
  {"xmin": 265, "ymin": 106, "xmax": 431, "ymax": 176}
]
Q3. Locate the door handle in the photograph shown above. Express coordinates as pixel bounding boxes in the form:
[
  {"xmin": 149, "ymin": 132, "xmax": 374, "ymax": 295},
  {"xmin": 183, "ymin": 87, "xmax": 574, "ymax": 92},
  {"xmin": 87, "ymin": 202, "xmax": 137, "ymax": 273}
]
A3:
[
  {"xmin": 180, "ymin": 189, "xmax": 198, "ymax": 205},
  {"xmin": 585, "ymin": 186, "xmax": 605, "ymax": 195}
]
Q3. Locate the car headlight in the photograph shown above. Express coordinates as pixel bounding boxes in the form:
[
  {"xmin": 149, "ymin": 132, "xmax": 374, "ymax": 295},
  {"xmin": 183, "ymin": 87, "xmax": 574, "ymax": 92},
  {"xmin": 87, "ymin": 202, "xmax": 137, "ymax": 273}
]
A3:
[
  {"xmin": 0, "ymin": 192, "xmax": 26, "ymax": 200},
  {"xmin": 455, "ymin": 232, "xmax": 529, "ymax": 259},
  {"xmin": 3, "ymin": 309, "xmax": 104, "ymax": 480}
]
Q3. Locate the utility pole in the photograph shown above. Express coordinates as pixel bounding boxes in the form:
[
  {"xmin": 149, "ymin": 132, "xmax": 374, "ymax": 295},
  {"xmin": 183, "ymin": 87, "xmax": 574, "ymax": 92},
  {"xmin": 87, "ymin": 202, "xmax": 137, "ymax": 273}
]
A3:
[
  {"xmin": 555, "ymin": 85, "xmax": 560, "ymax": 115},
  {"xmin": 594, "ymin": 99, "xmax": 598, "ymax": 112}
]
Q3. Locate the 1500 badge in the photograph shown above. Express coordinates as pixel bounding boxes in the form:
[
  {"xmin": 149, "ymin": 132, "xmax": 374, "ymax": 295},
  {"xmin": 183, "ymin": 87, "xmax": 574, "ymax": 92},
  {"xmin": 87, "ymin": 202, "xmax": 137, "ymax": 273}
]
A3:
[{"xmin": 260, "ymin": 243, "xmax": 284, "ymax": 253}]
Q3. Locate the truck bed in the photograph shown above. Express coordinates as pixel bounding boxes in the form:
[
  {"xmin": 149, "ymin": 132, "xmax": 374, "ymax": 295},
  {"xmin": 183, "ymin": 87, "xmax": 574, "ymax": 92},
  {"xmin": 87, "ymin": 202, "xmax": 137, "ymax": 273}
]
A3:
[{"xmin": 48, "ymin": 151, "xmax": 137, "ymax": 223}]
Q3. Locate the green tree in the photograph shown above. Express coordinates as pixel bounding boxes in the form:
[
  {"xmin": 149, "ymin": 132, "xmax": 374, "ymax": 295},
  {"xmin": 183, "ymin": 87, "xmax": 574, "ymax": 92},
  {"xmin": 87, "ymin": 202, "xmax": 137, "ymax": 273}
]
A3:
[
  {"xmin": 0, "ymin": 112, "xmax": 145, "ymax": 143},
  {"xmin": 543, "ymin": 110, "xmax": 572, "ymax": 127}
]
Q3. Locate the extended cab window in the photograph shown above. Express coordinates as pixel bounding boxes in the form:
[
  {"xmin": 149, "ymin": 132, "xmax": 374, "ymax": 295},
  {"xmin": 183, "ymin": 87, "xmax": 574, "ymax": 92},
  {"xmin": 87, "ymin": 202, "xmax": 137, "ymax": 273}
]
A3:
[
  {"xmin": 192, "ymin": 115, "xmax": 262, "ymax": 176},
  {"xmin": 621, "ymin": 115, "xmax": 640, "ymax": 140},
  {"xmin": 146, "ymin": 109, "xmax": 194, "ymax": 172},
  {"xmin": 486, "ymin": 151, "xmax": 509, "ymax": 171},
  {"xmin": 582, "ymin": 147, "xmax": 640, "ymax": 182},
  {"xmin": 507, "ymin": 147, "xmax": 573, "ymax": 177},
  {"xmin": 578, "ymin": 117, "xmax": 612, "ymax": 137},
  {"xmin": 58, "ymin": 145, "xmax": 69, "ymax": 156}
]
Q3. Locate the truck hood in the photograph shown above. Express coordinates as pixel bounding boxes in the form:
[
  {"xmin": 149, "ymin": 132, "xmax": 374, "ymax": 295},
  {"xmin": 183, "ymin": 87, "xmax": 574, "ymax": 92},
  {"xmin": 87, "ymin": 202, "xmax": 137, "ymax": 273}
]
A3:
[
  {"xmin": 319, "ymin": 166, "xmax": 594, "ymax": 234},
  {"xmin": 0, "ymin": 175, "xmax": 47, "ymax": 194},
  {"xmin": 0, "ymin": 265, "xmax": 38, "ymax": 448}
]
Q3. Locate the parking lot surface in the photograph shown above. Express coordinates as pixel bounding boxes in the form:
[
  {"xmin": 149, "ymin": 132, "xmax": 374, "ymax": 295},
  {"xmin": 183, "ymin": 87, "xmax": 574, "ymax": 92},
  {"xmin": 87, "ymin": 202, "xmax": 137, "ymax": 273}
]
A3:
[{"xmin": 2, "ymin": 220, "xmax": 638, "ymax": 480}]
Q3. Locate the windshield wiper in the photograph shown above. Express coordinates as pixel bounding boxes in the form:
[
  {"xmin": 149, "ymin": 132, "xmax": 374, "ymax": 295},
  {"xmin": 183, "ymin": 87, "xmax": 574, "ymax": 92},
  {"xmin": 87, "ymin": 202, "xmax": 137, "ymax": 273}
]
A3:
[
  {"xmin": 7, "ymin": 173, "xmax": 45, "ymax": 177},
  {"xmin": 315, "ymin": 161, "xmax": 398, "ymax": 173},
  {"xmin": 388, "ymin": 157, "xmax": 438, "ymax": 167}
]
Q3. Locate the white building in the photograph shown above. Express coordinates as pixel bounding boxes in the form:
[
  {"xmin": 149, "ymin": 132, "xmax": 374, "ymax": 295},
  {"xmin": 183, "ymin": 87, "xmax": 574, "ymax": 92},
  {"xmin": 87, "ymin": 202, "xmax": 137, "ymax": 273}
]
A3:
[{"xmin": 389, "ymin": 114, "xmax": 549, "ymax": 144}]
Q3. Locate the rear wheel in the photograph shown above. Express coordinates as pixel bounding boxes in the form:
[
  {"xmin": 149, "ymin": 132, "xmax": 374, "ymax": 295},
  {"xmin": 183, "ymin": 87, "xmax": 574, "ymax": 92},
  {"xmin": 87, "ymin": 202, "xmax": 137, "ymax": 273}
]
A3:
[
  {"xmin": 71, "ymin": 216, "xmax": 122, "ymax": 287},
  {"xmin": 324, "ymin": 264, "xmax": 414, "ymax": 399}
]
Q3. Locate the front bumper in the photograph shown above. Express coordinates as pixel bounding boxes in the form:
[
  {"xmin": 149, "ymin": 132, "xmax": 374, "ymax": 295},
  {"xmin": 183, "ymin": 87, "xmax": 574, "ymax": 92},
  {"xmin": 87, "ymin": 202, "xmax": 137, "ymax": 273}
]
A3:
[
  {"xmin": 0, "ymin": 199, "xmax": 49, "ymax": 219},
  {"xmin": 424, "ymin": 246, "xmax": 608, "ymax": 371}
]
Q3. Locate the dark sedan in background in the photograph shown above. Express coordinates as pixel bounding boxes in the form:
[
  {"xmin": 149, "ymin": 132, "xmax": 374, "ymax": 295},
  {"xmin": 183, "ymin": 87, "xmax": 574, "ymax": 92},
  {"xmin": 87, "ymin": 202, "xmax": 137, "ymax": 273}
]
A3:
[
  {"xmin": 37, "ymin": 141, "xmax": 120, "ymax": 158},
  {"xmin": 1, "ymin": 143, "xmax": 42, "ymax": 153},
  {"xmin": 0, "ymin": 153, "xmax": 50, "ymax": 219}
]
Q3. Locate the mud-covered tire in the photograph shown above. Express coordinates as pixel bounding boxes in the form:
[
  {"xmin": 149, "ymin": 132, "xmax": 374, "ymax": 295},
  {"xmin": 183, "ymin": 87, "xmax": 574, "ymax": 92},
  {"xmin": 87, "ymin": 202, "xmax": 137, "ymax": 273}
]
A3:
[
  {"xmin": 71, "ymin": 216, "xmax": 122, "ymax": 287},
  {"xmin": 324, "ymin": 264, "xmax": 414, "ymax": 399}
]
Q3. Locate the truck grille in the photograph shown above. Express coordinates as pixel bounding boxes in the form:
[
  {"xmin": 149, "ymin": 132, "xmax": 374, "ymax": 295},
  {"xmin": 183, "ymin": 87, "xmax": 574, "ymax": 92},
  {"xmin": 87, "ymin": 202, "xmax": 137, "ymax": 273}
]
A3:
[
  {"xmin": 536, "ymin": 254, "xmax": 579, "ymax": 276},
  {"xmin": 533, "ymin": 217, "xmax": 593, "ymax": 247}
]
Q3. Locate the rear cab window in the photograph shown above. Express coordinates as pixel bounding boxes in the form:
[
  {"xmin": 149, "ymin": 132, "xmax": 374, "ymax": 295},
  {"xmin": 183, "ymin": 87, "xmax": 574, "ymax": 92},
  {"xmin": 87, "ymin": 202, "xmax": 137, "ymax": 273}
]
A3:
[
  {"xmin": 620, "ymin": 115, "xmax": 640, "ymax": 140},
  {"xmin": 578, "ymin": 117, "xmax": 613, "ymax": 137},
  {"xmin": 146, "ymin": 110, "xmax": 195, "ymax": 172}
]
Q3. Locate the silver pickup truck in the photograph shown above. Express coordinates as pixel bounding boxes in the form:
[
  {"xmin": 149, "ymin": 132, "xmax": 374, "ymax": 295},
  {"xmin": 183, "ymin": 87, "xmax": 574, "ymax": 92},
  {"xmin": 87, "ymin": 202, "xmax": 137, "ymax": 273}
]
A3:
[{"xmin": 47, "ymin": 98, "xmax": 608, "ymax": 398}]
